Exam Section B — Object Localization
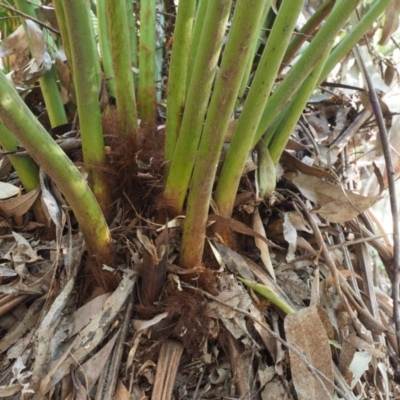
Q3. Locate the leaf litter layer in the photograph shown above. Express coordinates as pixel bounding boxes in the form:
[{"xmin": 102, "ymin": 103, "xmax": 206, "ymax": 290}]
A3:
[
  {"xmin": 1, "ymin": 94, "xmax": 399, "ymax": 398},
  {"xmin": 1, "ymin": 2, "xmax": 400, "ymax": 400}
]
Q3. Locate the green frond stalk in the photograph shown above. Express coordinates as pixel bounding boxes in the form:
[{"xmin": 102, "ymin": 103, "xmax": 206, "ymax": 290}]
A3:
[
  {"xmin": 163, "ymin": 0, "xmax": 232, "ymax": 214},
  {"xmin": 62, "ymin": 0, "xmax": 111, "ymax": 214},
  {"xmin": 185, "ymin": 0, "xmax": 208, "ymax": 94},
  {"xmin": 214, "ymin": 0, "xmax": 303, "ymax": 218},
  {"xmin": 97, "ymin": 0, "xmax": 116, "ymax": 97},
  {"xmin": 126, "ymin": 0, "xmax": 138, "ymax": 85},
  {"xmin": 14, "ymin": 0, "xmax": 67, "ymax": 128},
  {"xmin": 106, "ymin": 0, "xmax": 138, "ymax": 141},
  {"xmin": 252, "ymin": 0, "xmax": 360, "ymax": 148},
  {"xmin": 0, "ymin": 122, "xmax": 39, "ymax": 192},
  {"xmin": 155, "ymin": 2, "xmax": 164, "ymax": 103},
  {"xmin": 237, "ymin": 0, "xmax": 272, "ymax": 103},
  {"xmin": 39, "ymin": 67, "xmax": 68, "ymax": 127},
  {"xmin": 0, "ymin": 71, "xmax": 112, "ymax": 262},
  {"xmin": 138, "ymin": 0, "xmax": 157, "ymax": 132},
  {"xmin": 0, "ymin": 122, "xmax": 47, "ymax": 224},
  {"xmin": 164, "ymin": 0, "xmax": 196, "ymax": 173},
  {"xmin": 180, "ymin": 0, "xmax": 267, "ymax": 269},
  {"xmin": 282, "ymin": 0, "xmax": 335, "ymax": 67},
  {"xmin": 267, "ymin": 48, "xmax": 331, "ymax": 163},
  {"xmin": 318, "ymin": 0, "xmax": 392, "ymax": 86},
  {"xmin": 53, "ymin": 0, "xmax": 72, "ymax": 75}
]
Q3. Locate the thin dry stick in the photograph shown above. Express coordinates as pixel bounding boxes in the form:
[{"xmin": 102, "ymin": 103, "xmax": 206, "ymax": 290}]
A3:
[
  {"xmin": 183, "ymin": 283, "xmax": 349, "ymax": 399},
  {"xmin": 329, "ymin": 234, "xmax": 390, "ymax": 251},
  {"xmin": 354, "ymin": 44, "xmax": 400, "ymax": 359},
  {"xmin": 100, "ymin": 292, "xmax": 135, "ymax": 400},
  {"xmin": 0, "ymin": 2, "xmax": 60, "ymax": 34},
  {"xmin": 282, "ymin": 189, "xmax": 343, "ymax": 298}
]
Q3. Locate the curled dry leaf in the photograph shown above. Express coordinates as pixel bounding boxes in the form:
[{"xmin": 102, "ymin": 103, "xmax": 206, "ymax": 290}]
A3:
[
  {"xmin": 208, "ymin": 214, "xmax": 282, "ymax": 249},
  {"xmin": 379, "ymin": 0, "xmax": 400, "ymax": 45},
  {"xmin": 0, "ymin": 156, "xmax": 12, "ymax": 179},
  {"xmin": 40, "ymin": 170, "xmax": 62, "ymax": 230},
  {"xmin": 288, "ymin": 173, "xmax": 379, "ymax": 223},
  {"xmin": 253, "ymin": 210, "xmax": 276, "ymax": 280},
  {"xmin": 0, "ymin": 182, "xmax": 19, "ymax": 200},
  {"xmin": 6, "ymin": 232, "xmax": 40, "ymax": 263},
  {"xmin": 0, "ymin": 21, "xmax": 51, "ymax": 85},
  {"xmin": 0, "ymin": 187, "xmax": 40, "ymax": 218},
  {"xmin": 212, "ymin": 241, "xmax": 255, "ymax": 280},
  {"xmin": 283, "ymin": 213, "xmax": 297, "ymax": 262},
  {"xmin": 0, "ymin": 25, "xmax": 28, "ymax": 58}
]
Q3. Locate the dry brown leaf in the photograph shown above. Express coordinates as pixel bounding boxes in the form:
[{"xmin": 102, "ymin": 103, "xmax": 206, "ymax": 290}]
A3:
[
  {"xmin": 208, "ymin": 214, "xmax": 282, "ymax": 249},
  {"xmin": 253, "ymin": 210, "xmax": 276, "ymax": 280},
  {"xmin": 40, "ymin": 270, "xmax": 135, "ymax": 394},
  {"xmin": 0, "ymin": 182, "xmax": 19, "ymax": 199},
  {"xmin": 280, "ymin": 150, "xmax": 335, "ymax": 179},
  {"xmin": 115, "ymin": 380, "xmax": 135, "ymax": 400},
  {"xmin": 68, "ymin": 293, "xmax": 110, "ymax": 338},
  {"xmin": 284, "ymin": 306, "xmax": 334, "ymax": 399},
  {"xmin": 288, "ymin": 173, "xmax": 379, "ymax": 223},
  {"xmin": 0, "ymin": 21, "xmax": 51, "ymax": 84},
  {"xmin": 379, "ymin": 0, "xmax": 400, "ymax": 45},
  {"xmin": 0, "ymin": 156, "xmax": 12, "ymax": 179},
  {"xmin": 288, "ymin": 211, "xmax": 312, "ymax": 233},
  {"xmin": 74, "ymin": 331, "xmax": 119, "ymax": 393},
  {"xmin": 212, "ymin": 241, "xmax": 254, "ymax": 280},
  {"xmin": 283, "ymin": 213, "xmax": 297, "ymax": 261},
  {"xmin": 0, "ymin": 25, "xmax": 27, "ymax": 58},
  {"xmin": 5, "ymin": 232, "xmax": 40, "ymax": 263},
  {"xmin": 0, "ymin": 187, "xmax": 40, "ymax": 218}
]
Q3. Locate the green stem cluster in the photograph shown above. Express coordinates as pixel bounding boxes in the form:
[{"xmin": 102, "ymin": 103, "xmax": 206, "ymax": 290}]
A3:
[
  {"xmin": 138, "ymin": 0, "xmax": 157, "ymax": 131},
  {"xmin": 61, "ymin": 0, "xmax": 110, "ymax": 213},
  {"xmin": 163, "ymin": 0, "xmax": 232, "ymax": 214},
  {"xmin": 106, "ymin": 0, "xmax": 138, "ymax": 141},
  {"xmin": 214, "ymin": 0, "xmax": 304, "ymax": 218},
  {"xmin": 180, "ymin": 0, "xmax": 267, "ymax": 268},
  {"xmin": 164, "ymin": 0, "xmax": 196, "ymax": 170},
  {"xmin": 0, "ymin": 71, "xmax": 111, "ymax": 261}
]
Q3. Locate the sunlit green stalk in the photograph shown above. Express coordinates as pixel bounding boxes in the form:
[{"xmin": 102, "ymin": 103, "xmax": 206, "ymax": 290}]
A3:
[
  {"xmin": 239, "ymin": 278, "xmax": 295, "ymax": 314},
  {"xmin": 318, "ymin": 0, "xmax": 391, "ymax": 85},
  {"xmin": 267, "ymin": 48, "xmax": 331, "ymax": 163},
  {"xmin": 0, "ymin": 122, "xmax": 47, "ymax": 224},
  {"xmin": 106, "ymin": 0, "xmax": 138, "ymax": 141},
  {"xmin": 39, "ymin": 67, "xmax": 67, "ymax": 127},
  {"xmin": 0, "ymin": 71, "xmax": 112, "ymax": 261},
  {"xmin": 185, "ymin": 0, "xmax": 208, "ymax": 94},
  {"xmin": 163, "ymin": 0, "xmax": 232, "ymax": 214},
  {"xmin": 252, "ymin": 0, "xmax": 360, "ymax": 148},
  {"xmin": 53, "ymin": 0, "xmax": 72, "ymax": 74},
  {"xmin": 237, "ymin": 0, "xmax": 271, "ymax": 103},
  {"xmin": 138, "ymin": 0, "xmax": 157, "ymax": 131},
  {"xmin": 62, "ymin": 0, "xmax": 110, "ymax": 213},
  {"xmin": 164, "ymin": 0, "xmax": 196, "ymax": 173},
  {"xmin": 155, "ymin": 2, "xmax": 164, "ymax": 103},
  {"xmin": 126, "ymin": 0, "xmax": 138, "ymax": 85},
  {"xmin": 14, "ymin": 0, "xmax": 67, "ymax": 128},
  {"xmin": 0, "ymin": 123, "xmax": 39, "ymax": 191},
  {"xmin": 97, "ymin": 0, "xmax": 116, "ymax": 97},
  {"xmin": 180, "ymin": 0, "xmax": 266, "ymax": 269},
  {"xmin": 215, "ymin": 0, "xmax": 303, "ymax": 218}
]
